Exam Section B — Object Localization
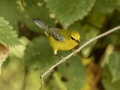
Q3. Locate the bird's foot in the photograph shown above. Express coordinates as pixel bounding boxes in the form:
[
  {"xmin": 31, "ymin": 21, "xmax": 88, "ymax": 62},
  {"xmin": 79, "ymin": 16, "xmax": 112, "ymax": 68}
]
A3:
[
  {"xmin": 72, "ymin": 49, "xmax": 77, "ymax": 56},
  {"xmin": 55, "ymin": 54, "xmax": 65, "ymax": 62}
]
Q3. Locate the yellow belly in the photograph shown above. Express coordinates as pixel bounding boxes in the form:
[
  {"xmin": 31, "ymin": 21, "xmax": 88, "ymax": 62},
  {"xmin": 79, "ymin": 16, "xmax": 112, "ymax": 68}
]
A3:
[{"xmin": 48, "ymin": 36, "xmax": 78, "ymax": 51}]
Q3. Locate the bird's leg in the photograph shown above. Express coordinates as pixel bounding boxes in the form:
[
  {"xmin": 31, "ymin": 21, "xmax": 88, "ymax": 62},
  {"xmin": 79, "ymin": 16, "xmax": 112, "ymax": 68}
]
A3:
[
  {"xmin": 54, "ymin": 50, "xmax": 65, "ymax": 62},
  {"xmin": 55, "ymin": 54, "xmax": 65, "ymax": 62},
  {"xmin": 72, "ymin": 49, "xmax": 77, "ymax": 56},
  {"xmin": 55, "ymin": 54, "xmax": 63, "ymax": 58}
]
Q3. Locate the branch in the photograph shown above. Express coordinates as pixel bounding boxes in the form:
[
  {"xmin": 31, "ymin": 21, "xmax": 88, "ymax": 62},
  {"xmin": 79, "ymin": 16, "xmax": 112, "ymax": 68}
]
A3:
[{"xmin": 40, "ymin": 26, "xmax": 120, "ymax": 85}]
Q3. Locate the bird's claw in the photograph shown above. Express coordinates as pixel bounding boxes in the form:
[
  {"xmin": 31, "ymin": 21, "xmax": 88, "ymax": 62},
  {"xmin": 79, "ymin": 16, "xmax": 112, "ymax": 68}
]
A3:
[{"xmin": 72, "ymin": 49, "xmax": 77, "ymax": 56}]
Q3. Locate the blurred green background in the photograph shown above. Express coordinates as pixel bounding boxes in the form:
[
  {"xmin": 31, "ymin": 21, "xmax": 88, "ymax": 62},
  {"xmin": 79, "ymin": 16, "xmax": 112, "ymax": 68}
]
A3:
[{"xmin": 1, "ymin": 0, "xmax": 120, "ymax": 90}]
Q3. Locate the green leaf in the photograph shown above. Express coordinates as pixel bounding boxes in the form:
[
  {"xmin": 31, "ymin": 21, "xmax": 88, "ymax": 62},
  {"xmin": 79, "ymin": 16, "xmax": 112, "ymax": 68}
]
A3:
[
  {"xmin": 0, "ymin": 0, "xmax": 22, "ymax": 31},
  {"xmin": 23, "ymin": 36, "xmax": 86, "ymax": 90},
  {"xmin": 0, "ymin": 17, "xmax": 22, "ymax": 47},
  {"xmin": 102, "ymin": 66, "xmax": 120, "ymax": 90},
  {"xmin": 104, "ymin": 32, "xmax": 120, "ymax": 46},
  {"xmin": 22, "ymin": 0, "xmax": 55, "ymax": 33},
  {"xmin": 46, "ymin": 0, "xmax": 96, "ymax": 28},
  {"xmin": 95, "ymin": 0, "xmax": 120, "ymax": 13},
  {"xmin": 24, "ymin": 71, "xmax": 41, "ymax": 90},
  {"xmin": 108, "ymin": 51, "xmax": 120, "ymax": 82},
  {"xmin": 0, "ymin": 0, "xmax": 54, "ymax": 33},
  {"xmin": 57, "ymin": 56, "xmax": 86, "ymax": 90},
  {"xmin": 23, "ymin": 36, "xmax": 58, "ymax": 71}
]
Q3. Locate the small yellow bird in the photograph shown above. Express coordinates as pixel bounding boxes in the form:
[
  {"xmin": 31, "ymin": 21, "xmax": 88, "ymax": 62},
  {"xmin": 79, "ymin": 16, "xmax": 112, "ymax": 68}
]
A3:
[{"xmin": 32, "ymin": 18, "xmax": 80, "ymax": 55}]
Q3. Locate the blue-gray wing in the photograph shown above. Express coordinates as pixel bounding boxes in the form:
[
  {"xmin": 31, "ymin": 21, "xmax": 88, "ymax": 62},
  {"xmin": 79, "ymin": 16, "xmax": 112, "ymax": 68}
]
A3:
[
  {"xmin": 32, "ymin": 18, "xmax": 64, "ymax": 41},
  {"xmin": 49, "ymin": 28, "xmax": 64, "ymax": 41}
]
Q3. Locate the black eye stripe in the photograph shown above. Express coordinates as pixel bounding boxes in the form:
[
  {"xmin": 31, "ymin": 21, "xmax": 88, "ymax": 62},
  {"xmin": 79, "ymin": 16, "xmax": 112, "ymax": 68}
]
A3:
[
  {"xmin": 71, "ymin": 36, "xmax": 75, "ymax": 40},
  {"xmin": 71, "ymin": 36, "xmax": 79, "ymax": 43}
]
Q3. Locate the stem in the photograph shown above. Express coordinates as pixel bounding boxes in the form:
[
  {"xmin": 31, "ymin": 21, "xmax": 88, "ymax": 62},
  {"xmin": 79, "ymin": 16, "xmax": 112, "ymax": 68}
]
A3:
[{"xmin": 40, "ymin": 26, "xmax": 120, "ymax": 85}]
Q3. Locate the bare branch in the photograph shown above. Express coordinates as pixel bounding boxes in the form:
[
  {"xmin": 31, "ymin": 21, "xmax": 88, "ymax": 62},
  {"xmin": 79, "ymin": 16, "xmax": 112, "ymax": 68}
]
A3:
[{"xmin": 40, "ymin": 26, "xmax": 120, "ymax": 85}]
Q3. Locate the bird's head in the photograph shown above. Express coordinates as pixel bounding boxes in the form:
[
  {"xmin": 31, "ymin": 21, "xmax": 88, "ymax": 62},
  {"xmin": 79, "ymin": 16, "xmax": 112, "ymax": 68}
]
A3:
[{"xmin": 70, "ymin": 30, "xmax": 80, "ymax": 44}]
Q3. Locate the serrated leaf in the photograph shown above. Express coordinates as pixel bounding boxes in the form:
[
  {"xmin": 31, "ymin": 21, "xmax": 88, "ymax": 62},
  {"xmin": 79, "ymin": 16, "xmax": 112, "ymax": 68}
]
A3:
[
  {"xmin": 0, "ymin": 17, "xmax": 22, "ymax": 47},
  {"xmin": 108, "ymin": 51, "xmax": 120, "ymax": 82},
  {"xmin": 46, "ymin": 0, "xmax": 96, "ymax": 28}
]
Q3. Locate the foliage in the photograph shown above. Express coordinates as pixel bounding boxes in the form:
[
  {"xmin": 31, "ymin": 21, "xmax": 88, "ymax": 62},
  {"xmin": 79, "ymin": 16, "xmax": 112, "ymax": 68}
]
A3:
[
  {"xmin": 46, "ymin": 0, "xmax": 96, "ymax": 28},
  {"xmin": 0, "ymin": 17, "xmax": 22, "ymax": 47},
  {"xmin": 0, "ymin": 0, "xmax": 120, "ymax": 90},
  {"xmin": 108, "ymin": 51, "xmax": 120, "ymax": 82}
]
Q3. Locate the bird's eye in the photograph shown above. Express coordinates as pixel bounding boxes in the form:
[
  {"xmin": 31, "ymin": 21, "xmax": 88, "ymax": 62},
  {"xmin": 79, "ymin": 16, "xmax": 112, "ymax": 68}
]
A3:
[{"xmin": 71, "ymin": 36, "xmax": 75, "ymax": 40}]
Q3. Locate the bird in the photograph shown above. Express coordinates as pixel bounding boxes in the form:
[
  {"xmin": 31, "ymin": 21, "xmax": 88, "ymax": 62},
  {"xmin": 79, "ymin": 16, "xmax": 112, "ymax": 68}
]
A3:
[{"xmin": 32, "ymin": 18, "xmax": 80, "ymax": 56}]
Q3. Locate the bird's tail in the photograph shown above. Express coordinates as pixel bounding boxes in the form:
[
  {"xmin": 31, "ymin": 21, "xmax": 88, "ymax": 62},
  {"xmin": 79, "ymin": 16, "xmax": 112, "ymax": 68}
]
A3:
[{"xmin": 32, "ymin": 18, "xmax": 49, "ymax": 30}]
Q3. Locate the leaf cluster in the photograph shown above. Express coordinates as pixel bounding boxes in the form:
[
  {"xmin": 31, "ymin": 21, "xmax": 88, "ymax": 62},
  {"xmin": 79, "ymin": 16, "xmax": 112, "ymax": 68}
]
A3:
[{"xmin": 0, "ymin": 0, "xmax": 120, "ymax": 90}]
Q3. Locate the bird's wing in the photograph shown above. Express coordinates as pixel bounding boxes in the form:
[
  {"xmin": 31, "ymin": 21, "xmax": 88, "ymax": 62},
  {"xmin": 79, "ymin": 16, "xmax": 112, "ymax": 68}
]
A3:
[
  {"xmin": 32, "ymin": 18, "xmax": 64, "ymax": 41},
  {"xmin": 49, "ymin": 28, "xmax": 65, "ymax": 41}
]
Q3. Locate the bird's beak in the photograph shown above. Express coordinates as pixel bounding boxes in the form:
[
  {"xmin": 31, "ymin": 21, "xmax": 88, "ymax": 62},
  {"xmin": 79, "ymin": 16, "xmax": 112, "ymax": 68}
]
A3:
[{"xmin": 76, "ymin": 39, "xmax": 80, "ymax": 44}]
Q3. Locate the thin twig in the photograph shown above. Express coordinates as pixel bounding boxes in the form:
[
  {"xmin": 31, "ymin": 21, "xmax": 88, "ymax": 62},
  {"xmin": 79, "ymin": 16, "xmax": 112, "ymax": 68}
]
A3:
[{"xmin": 40, "ymin": 26, "xmax": 120, "ymax": 85}]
